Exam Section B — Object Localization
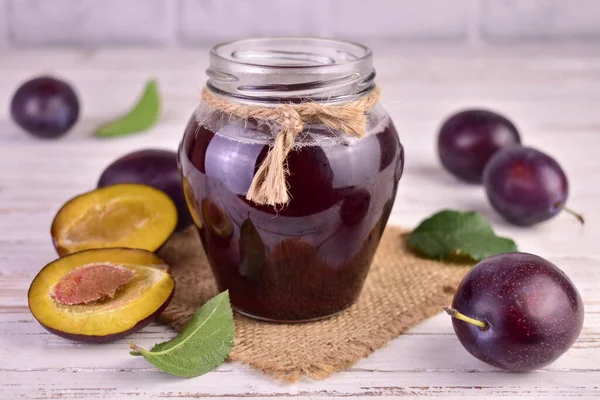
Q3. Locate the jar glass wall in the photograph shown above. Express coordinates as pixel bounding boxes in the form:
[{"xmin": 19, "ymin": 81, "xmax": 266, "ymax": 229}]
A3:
[{"xmin": 179, "ymin": 38, "xmax": 404, "ymax": 322}]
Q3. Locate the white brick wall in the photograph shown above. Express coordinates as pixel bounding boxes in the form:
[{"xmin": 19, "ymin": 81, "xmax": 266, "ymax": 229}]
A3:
[
  {"xmin": 1, "ymin": 0, "xmax": 600, "ymax": 48},
  {"xmin": 0, "ymin": 0, "xmax": 9, "ymax": 49},
  {"xmin": 178, "ymin": 0, "xmax": 473, "ymax": 43},
  {"xmin": 325, "ymin": 0, "xmax": 472, "ymax": 41},
  {"xmin": 6, "ymin": 0, "xmax": 172, "ymax": 46},
  {"xmin": 178, "ymin": 0, "xmax": 332, "ymax": 43},
  {"xmin": 480, "ymin": 0, "xmax": 600, "ymax": 42}
]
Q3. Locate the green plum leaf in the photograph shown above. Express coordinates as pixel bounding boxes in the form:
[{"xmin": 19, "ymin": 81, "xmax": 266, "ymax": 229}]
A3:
[
  {"xmin": 408, "ymin": 210, "xmax": 518, "ymax": 262},
  {"xmin": 129, "ymin": 291, "xmax": 234, "ymax": 377},
  {"xmin": 96, "ymin": 79, "xmax": 160, "ymax": 138},
  {"xmin": 239, "ymin": 219, "xmax": 265, "ymax": 281}
]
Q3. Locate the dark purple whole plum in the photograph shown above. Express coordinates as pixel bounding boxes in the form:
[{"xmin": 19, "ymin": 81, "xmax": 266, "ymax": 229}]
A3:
[
  {"xmin": 11, "ymin": 76, "xmax": 79, "ymax": 139},
  {"xmin": 483, "ymin": 146, "xmax": 583, "ymax": 226},
  {"xmin": 98, "ymin": 149, "xmax": 192, "ymax": 231},
  {"xmin": 340, "ymin": 189, "xmax": 371, "ymax": 227},
  {"xmin": 438, "ymin": 109, "xmax": 521, "ymax": 183},
  {"xmin": 446, "ymin": 252, "xmax": 584, "ymax": 372}
]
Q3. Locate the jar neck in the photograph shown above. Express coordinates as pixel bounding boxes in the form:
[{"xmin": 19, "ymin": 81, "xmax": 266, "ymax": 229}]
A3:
[{"xmin": 206, "ymin": 37, "xmax": 376, "ymax": 104}]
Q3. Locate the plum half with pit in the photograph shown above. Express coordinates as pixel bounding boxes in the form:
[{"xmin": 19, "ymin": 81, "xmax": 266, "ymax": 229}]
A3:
[
  {"xmin": 98, "ymin": 149, "xmax": 192, "ymax": 231},
  {"xmin": 11, "ymin": 76, "xmax": 79, "ymax": 139},
  {"xmin": 28, "ymin": 248, "xmax": 175, "ymax": 343},
  {"xmin": 445, "ymin": 252, "xmax": 584, "ymax": 372},
  {"xmin": 438, "ymin": 109, "xmax": 521, "ymax": 183}
]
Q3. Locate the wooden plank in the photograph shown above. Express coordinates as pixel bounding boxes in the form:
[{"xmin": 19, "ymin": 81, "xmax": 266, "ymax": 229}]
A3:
[
  {"xmin": 2, "ymin": 310, "xmax": 599, "ymax": 370},
  {"xmin": 2, "ymin": 369, "xmax": 599, "ymax": 399},
  {"xmin": 1, "ymin": 46, "xmax": 600, "ymax": 398}
]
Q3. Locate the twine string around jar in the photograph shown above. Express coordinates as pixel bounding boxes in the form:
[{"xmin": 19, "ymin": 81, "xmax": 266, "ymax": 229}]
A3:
[{"xmin": 200, "ymin": 86, "xmax": 381, "ymax": 206}]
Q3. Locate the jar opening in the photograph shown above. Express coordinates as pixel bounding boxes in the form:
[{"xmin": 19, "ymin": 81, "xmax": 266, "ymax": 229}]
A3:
[{"xmin": 207, "ymin": 37, "xmax": 375, "ymax": 103}]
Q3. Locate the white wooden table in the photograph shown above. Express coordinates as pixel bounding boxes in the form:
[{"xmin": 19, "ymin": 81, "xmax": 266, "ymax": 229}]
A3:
[{"xmin": 1, "ymin": 45, "xmax": 599, "ymax": 399}]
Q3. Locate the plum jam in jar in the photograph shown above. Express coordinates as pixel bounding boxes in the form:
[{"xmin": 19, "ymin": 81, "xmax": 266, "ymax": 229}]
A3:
[{"xmin": 179, "ymin": 38, "xmax": 404, "ymax": 322}]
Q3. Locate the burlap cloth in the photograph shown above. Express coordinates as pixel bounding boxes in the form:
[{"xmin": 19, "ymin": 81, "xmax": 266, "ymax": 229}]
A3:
[{"xmin": 157, "ymin": 225, "xmax": 471, "ymax": 382}]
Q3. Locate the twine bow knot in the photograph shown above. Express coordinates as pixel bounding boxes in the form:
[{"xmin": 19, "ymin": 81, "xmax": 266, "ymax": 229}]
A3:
[{"xmin": 201, "ymin": 87, "xmax": 381, "ymax": 206}]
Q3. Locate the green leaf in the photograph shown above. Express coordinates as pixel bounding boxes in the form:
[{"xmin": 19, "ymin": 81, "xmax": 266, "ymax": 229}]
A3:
[
  {"xmin": 129, "ymin": 291, "xmax": 234, "ymax": 378},
  {"xmin": 239, "ymin": 219, "xmax": 265, "ymax": 281},
  {"xmin": 408, "ymin": 210, "xmax": 518, "ymax": 262},
  {"xmin": 96, "ymin": 79, "xmax": 160, "ymax": 138}
]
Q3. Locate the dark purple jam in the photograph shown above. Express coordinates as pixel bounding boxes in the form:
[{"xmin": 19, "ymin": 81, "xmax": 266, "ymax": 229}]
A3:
[{"xmin": 180, "ymin": 114, "xmax": 404, "ymax": 321}]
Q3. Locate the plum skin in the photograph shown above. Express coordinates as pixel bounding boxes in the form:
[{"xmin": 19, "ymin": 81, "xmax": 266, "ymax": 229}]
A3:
[
  {"xmin": 451, "ymin": 252, "xmax": 584, "ymax": 372},
  {"xmin": 11, "ymin": 76, "xmax": 79, "ymax": 138},
  {"xmin": 98, "ymin": 149, "xmax": 192, "ymax": 231},
  {"xmin": 483, "ymin": 146, "xmax": 569, "ymax": 226},
  {"xmin": 438, "ymin": 109, "xmax": 521, "ymax": 183},
  {"xmin": 340, "ymin": 189, "xmax": 371, "ymax": 227}
]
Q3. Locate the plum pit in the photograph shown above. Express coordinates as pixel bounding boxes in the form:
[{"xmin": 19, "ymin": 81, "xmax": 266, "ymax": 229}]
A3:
[{"xmin": 51, "ymin": 263, "xmax": 135, "ymax": 305}]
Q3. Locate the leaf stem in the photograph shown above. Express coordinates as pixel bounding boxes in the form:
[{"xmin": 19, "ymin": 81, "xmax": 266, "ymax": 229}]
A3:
[
  {"xmin": 130, "ymin": 342, "xmax": 145, "ymax": 353},
  {"xmin": 443, "ymin": 306, "xmax": 488, "ymax": 330},
  {"xmin": 143, "ymin": 293, "xmax": 225, "ymax": 356},
  {"xmin": 555, "ymin": 203, "xmax": 585, "ymax": 225}
]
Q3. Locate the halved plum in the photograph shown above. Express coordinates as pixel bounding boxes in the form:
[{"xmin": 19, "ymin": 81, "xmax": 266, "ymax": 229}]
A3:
[
  {"xmin": 28, "ymin": 248, "xmax": 175, "ymax": 342},
  {"xmin": 97, "ymin": 149, "xmax": 193, "ymax": 231},
  {"xmin": 182, "ymin": 176, "xmax": 202, "ymax": 228},
  {"xmin": 201, "ymin": 199, "xmax": 233, "ymax": 238},
  {"xmin": 51, "ymin": 184, "xmax": 177, "ymax": 256}
]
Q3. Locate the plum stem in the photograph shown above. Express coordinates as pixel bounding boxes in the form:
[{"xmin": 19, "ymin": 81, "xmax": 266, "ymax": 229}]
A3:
[
  {"xmin": 443, "ymin": 306, "xmax": 488, "ymax": 330},
  {"xmin": 555, "ymin": 203, "xmax": 585, "ymax": 225}
]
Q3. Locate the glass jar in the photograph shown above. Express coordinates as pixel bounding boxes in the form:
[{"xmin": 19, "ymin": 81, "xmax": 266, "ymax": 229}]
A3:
[{"xmin": 179, "ymin": 38, "xmax": 404, "ymax": 322}]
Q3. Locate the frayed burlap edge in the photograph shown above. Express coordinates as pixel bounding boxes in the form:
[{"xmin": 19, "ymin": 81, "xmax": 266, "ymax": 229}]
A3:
[
  {"xmin": 157, "ymin": 226, "xmax": 470, "ymax": 382},
  {"xmin": 231, "ymin": 291, "xmax": 460, "ymax": 382}
]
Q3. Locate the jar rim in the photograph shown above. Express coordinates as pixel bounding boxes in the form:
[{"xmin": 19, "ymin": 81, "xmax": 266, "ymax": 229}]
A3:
[
  {"xmin": 206, "ymin": 37, "xmax": 376, "ymax": 103},
  {"xmin": 210, "ymin": 37, "xmax": 372, "ymax": 69}
]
